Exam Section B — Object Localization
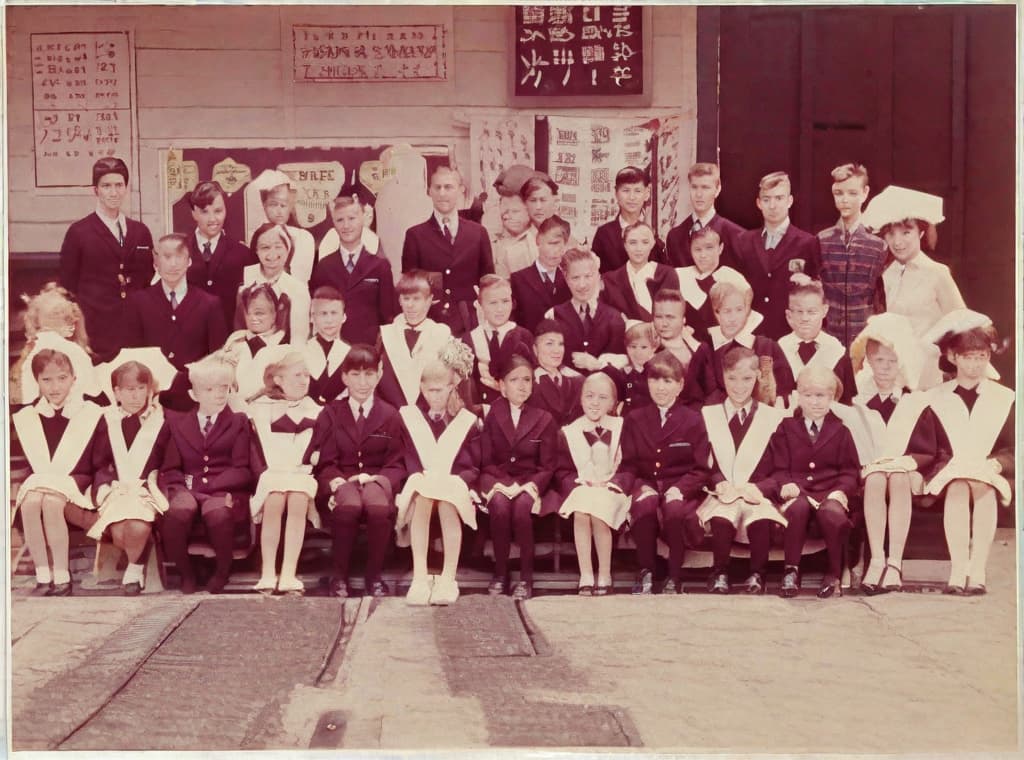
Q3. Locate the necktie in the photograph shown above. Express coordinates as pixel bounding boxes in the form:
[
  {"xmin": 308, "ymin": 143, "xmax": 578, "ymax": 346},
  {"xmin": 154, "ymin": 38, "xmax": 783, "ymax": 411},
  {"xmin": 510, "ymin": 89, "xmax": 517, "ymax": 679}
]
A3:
[
  {"xmin": 442, "ymin": 219, "xmax": 453, "ymax": 245},
  {"xmin": 346, "ymin": 254, "xmax": 356, "ymax": 273},
  {"xmin": 764, "ymin": 230, "xmax": 778, "ymax": 251},
  {"xmin": 317, "ymin": 335, "xmax": 334, "ymax": 358},
  {"xmin": 809, "ymin": 420, "xmax": 820, "ymax": 442},
  {"xmin": 660, "ymin": 408, "xmax": 669, "ymax": 428},
  {"xmin": 117, "ymin": 220, "xmax": 125, "ymax": 246},
  {"xmin": 202, "ymin": 415, "xmax": 213, "ymax": 438},
  {"xmin": 357, "ymin": 404, "xmax": 366, "ymax": 423},
  {"xmin": 583, "ymin": 427, "xmax": 612, "ymax": 447},
  {"xmin": 487, "ymin": 329, "xmax": 501, "ymax": 360},
  {"xmin": 870, "ymin": 394, "xmax": 897, "ymax": 424},
  {"xmin": 738, "ymin": 407, "xmax": 748, "ymax": 425},
  {"xmin": 797, "ymin": 341, "xmax": 817, "ymax": 364},
  {"xmin": 169, "ymin": 290, "xmax": 178, "ymax": 310},
  {"xmin": 404, "ymin": 327, "xmax": 419, "ymax": 352},
  {"xmin": 581, "ymin": 303, "xmax": 593, "ymax": 337},
  {"xmin": 202, "ymin": 241, "xmax": 213, "ymax": 262},
  {"xmin": 691, "ymin": 219, "xmax": 702, "ymax": 235},
  {"xmin": 728, "ymin": 409, "xmax": 746, "ymax": 445},
  {"xmin": 247, "ymin": 336, "xmax": 267, "ymax": 354}
]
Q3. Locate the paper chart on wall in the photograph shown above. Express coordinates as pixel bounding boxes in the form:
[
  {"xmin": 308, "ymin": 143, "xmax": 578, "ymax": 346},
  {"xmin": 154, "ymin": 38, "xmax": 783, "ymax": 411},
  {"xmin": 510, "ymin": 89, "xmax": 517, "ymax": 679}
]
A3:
[
  {"xmin": 470, "ymin": 113, "xmax": 535, "ymax": 236},
  {"xmin": 655, "ymin": 114, "xmax": 696, "ymax": 241}
]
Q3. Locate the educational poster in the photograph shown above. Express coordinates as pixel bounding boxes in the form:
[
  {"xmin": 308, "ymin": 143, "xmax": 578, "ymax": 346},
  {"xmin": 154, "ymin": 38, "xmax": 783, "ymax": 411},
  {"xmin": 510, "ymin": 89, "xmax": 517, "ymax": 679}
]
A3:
[
  {"xmin": 293, "ymin": 24, "xmax": 448, "ymax": 82},
  {"xmin": 654, "ymin": 114, "xmax": 696, "ymax": 241},
  {"xmin": 470, "ymin": 112, "xmax": 535, "ymax": 235}
]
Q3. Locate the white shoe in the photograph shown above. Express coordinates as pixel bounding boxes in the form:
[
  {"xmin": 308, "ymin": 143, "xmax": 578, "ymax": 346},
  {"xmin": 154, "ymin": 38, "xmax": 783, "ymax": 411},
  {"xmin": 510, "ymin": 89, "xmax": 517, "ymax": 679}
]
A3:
[
  {"xmin": 254, "ymin": 575, "xmax": 278, "ymax": 593},
  {"xmin": 406, "ymin": 575, "xmax": 434, "ymax": 606},
  {"xmin": 430, "ymin": 575, "xmax": 460, "ymax": 605}
]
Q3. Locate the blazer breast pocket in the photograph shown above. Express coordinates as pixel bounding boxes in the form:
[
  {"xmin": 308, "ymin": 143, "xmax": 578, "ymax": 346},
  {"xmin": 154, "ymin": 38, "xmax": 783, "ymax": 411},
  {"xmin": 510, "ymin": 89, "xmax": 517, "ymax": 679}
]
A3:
[{"xmin": 668, "ymin": 442, "xmax": 692, "ymax": 448}]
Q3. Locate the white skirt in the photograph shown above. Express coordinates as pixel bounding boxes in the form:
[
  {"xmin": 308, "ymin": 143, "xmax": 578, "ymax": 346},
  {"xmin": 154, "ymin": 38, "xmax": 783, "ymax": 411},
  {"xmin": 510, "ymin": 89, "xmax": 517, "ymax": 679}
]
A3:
[
  {"xmin": 558, "ymin": 485, "xmax": 630, "ymax": 530},
  {"xmin": 88, "ymin": 479, "xmax": 167, "ymax": 540},
  {"xmin": 925, "ymin": 461, "xmax": 1012, "ymax": 506},
  {"xmin": 14, "ymin": 473, "xmax": 93, "ymax": 516},
  {"xmin": 697, "ymin": 495, "xmax": 787, "ymax": 543},
  {"xmin": 395, "ymin": 471, "xmax": 477, "ymax": 547},
  {"xmin": 251, "ymin": 469, "xmax": 321, "ymax": 529}
]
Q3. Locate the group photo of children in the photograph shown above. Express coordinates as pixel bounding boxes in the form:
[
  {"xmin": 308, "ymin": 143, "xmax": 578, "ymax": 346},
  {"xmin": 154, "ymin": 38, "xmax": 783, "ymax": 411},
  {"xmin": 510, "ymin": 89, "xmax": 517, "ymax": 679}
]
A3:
[{"xmin": 8, "ymin": 148, "xmax": 1014, "ymax": 605}]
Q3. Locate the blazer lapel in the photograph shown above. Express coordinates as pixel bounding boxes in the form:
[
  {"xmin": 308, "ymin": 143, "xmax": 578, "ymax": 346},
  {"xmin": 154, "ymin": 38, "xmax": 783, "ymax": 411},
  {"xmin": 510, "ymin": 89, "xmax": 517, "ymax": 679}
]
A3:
[
  {"xmin": 813, "ymin": 413, "xmax": 842, "ymax": 449},
  {"xmin": 361, "ymin": 402, "xmax": 388, "ymax": 437},
  {"xmin": 769, "ymin": 228, "xmax": 799, "ymax": 272},
  {"xmin": 346, "ymin": 248, "xmax": 373, "ymax": 287},
  {"xmin": 515, "ymin": 405, "xmax": 544, "ymax": 443},
  {"xmin": 179, "ymin": 412, "xmax": 206, "ymax": 453},
  {"xmin": 493, "ymin": 400, "xmax": 518, "ymax": 445},
  {"xmin": 203, "ymin": 411, "xmax": 233, "ymax": 449},
  {"xmin": 88, "ymin": 212, "xmax": 125, "ymax": 259}
]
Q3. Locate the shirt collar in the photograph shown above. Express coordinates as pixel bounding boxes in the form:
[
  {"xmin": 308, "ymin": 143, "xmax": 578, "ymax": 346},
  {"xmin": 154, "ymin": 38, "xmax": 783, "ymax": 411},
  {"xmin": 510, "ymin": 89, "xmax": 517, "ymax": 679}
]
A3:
[
  {"xmin": 724, "ymin": 398, "xmax": 753, "ymax": 419},
  {"xmin": 692, "ymin": 210, "xmax": 716, "ymax": 227},
  {"xmin": 338, "ymin": 242, "xmax": 362, "ymax": 261},
  {"xmin": 37, "ymin": 394, "xmax": 84, "ymax": 418},
  {"xmin": 161, "ymin": 280, "xmax": 188, "ymax": 301},
  {"xmin": 572, "ymin": 296, "xmax": 600, "ymax": 315},
  {"xmin": 626, "ymin": 261, "xmax": 657, "ymax": 281},
  {"xmin": 95, "ymin": 206, "xmax": 127, "ymax": 236},
  {"xmin": 483, "ymin": 321, "xmax": 517, "ymax": 340},
  {"xmin": 535, "ymin": 260, "xmax": 557, "ymax": 278},
  {"xmin": 763, "ymin": 218, "xmax": 790, "ymax": 239},
  {"xmin": 196, "ymin": 229, "xmax": 221, "ymax": 250},
  {"xmin": 197, "ymin": 410, "xmax": 220, "ymax": 427},
  {"xmin": 804, "ymin": 415, "xmax": 825, "ymax": 432},
  {"xmin": 349, "ymin": 396, "xmax": 374, "ymax": 418},
  {"xmin": 434, "ymin": 210, "xmax": 458, "ymax": 234},
  {"xmin": 618, "ymin": 214, "xmax": 644, "ymax": 230}
]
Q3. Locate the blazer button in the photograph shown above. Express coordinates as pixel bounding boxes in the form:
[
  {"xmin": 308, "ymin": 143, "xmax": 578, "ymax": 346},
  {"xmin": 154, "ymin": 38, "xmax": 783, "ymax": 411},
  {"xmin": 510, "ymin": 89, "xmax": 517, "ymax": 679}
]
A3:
[
  {"xmin": 203, "ymin": 466, "xmax": 209, "ymax": 472},
  {"xmin": 809, "ymin": 462, "xmax": 816, "ymax": 469},
  {"xmin": 656, "ymin": 448, "xmax": 662, "ymax": 454},
  {"xmin": 168, "ymin": 352, "xmax": 175, "ymax": 359},
  {"xmin": 806, "ymin": 475, "xmax": 814, "ymax": 481},
  {"xmin": 202, "ymin": 477, "xmax": 209, "ymax": 484},
  {"xmin": 582, "ymin": 340, "xmax": 589, "ymax": 347},
  {"xmin": 655, "ymin": 462, "xmax": 661, "ymax": 468},
  {"xmin": 358, "ymin": 462, "xmax": 363, "ymax": 468},
  {"xmin": 767, "ymin": 273, "xmax": 772, "ymax": 279},
  {"xmin": 203, "ymin": 455, "xmax": 209, "ymax": 461},
  {"xmin": 445, "ymin": 288, "xmax": 451, "ymax": 295},
  {"xmin": 444, "ymin": 302, "xmax": 450, "ymax": 309},
  {"xmin": 445, "ymin": 269, "xmax": 451, "ymax": 275},
  {"xmin": 171, "ymin": 315, "xmax": 176, "ymax": 321},
  {"xmin": 764, "ymin": 297, "xmax": 770, "ymax": 303},
  {"xmin": 510, "ymin": 456, "xmax": 517, "ymax": 463},
  {"xmin": 207, "ymin": 280, "xmax": 214, "ymax": 286}
]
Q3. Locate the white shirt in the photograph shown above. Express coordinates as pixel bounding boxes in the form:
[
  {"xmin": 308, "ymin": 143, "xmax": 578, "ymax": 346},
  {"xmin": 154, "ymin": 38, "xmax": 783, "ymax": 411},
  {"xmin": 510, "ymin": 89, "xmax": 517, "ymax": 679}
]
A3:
[
  {"xmin": 161, "ymin": 280, "xmax": 188, "ymax": 304},
  {"xmin": 804, "ymin": 416, "xmax": 824, "ymax": 435},
  {"xmin": 656, "ymin": 404, "xmax": 672, "ymax": 425},
  {"xmin": 626, "ymin": 261, "xmax": 657, "ymax": 314},
  {"xmin": 197, "ymin": 411, "xmax": 220, "ymax": 430},
  {"xmin": 572, "ymin": 296, "xmax": 601, "ymax": 318},
  {"xmin": 338, "ymin": 243, "xmax": 362, "ymax": 268},
  {"xmin": 95, "ymin": 205, "xmax": 127, "ymax": 243},
  {"xmin": 535, "ymin": 260, "xmax": 558, "ymax": 282},
  {"xmin": 691, "ymin": 210, "xmax": 716, "ymax": 229},
  {"xmin": 482, "ymin": 321, "xmax": 518, "ymax": 343},
  {"xmin": 724, "ymin": 398, "xmax": 753, "ymax": 423},
  {"xmin": 510, "ymin": 402, "xmax": 523, "ymax": 428},
  {"xmin": 195, "ymin": 230, "xmax": 222, "ymax": 254},
  {"xmin": 349, "ymin": 396, "xmax": 374, "ymax": 420},
  {"xmin": 763, "ymin": 218, "xmax": 790, "ymax": 248},
  {"xmin": 434, "ymin": 210, "xmax": 459, "ymax": 239}
]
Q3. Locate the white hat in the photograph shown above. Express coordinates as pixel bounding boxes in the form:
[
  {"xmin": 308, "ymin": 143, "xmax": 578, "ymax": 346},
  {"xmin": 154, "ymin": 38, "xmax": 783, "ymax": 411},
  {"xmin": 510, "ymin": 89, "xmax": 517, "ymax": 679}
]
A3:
[
  {"xmin": 849, "ymin": 312, "xmax": 924, "ymax": 391},
  {"xmin": 19, "ymin": 331, "xmax": 101, "ymax": 403},
  {"xmin": 249, "ymin": 169, "xmax": 296, "ymax": 192},
  {"xmin": 861, "ymin": 185, "xmax": 945, "ymax": 232},
  {"xmin": 96, "ymin": 347, "xmax": 179, "ymax": 404},
  {"xmin": 921, "ymin": 308, "xmax": 993, "ymax": 347}
]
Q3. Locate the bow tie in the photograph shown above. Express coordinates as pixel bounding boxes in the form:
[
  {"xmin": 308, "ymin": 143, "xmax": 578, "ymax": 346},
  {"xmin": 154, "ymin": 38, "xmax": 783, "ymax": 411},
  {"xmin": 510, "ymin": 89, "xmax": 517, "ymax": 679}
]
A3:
[
  {"xmin": 696, "ymin": 275, "xmax": 715, "ymax": 294},
  {"xmin": 270, "ymin": 416, "xmax": 316, "ymax": 435},
  {"xmin": 583, "ymin": 426, "xmax": 611, "ymax": 447}
]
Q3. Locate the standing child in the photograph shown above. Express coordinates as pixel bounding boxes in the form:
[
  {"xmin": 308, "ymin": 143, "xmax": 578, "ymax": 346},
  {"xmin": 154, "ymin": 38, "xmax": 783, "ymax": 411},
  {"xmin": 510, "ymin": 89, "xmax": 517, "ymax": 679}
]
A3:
[
  {"xmin": 651, "ymin": 289, "xmax": 702, "ymax": 374},
  {"xmin": 675, "ymin": 226, "xmax": 749, "ymax": 343},
  {"xmin": 778, "ymin": 280, "xmax": 856, "ymax": 404},
  {"xmin": 158, "ymin": 354, "xmax": 253, "ymax": 593},
  {"xmin": 479, "ymin": 354, "xmax": 558, "ymax": 599},
  {"xmin": 556, "ymin": 372, "xmax": 630, "ymax": 595},
  {"xmin": 240, "ymin": 223, "xmax": 311, "ymax": 344},
  {"xmin": 602, "ymin": 321, "xmax": 657, "ymax": 416},
  {"xmin": 394, "ymin": 347, "xmax": 480, "ymax": 606},
  {"xmin": 601, "ymin": 221, "xmax": 679, "ymax": 321},
  {"xmin": 12, "ymin": 349, "xmax": 106, "ymax": 595},
  {"xmin": 526, "ymin": 320, "xmax": 585, "ymax": 426},
  {"xmin": 510, "ymin": 215, "xmax": 572, "ymax": 334},
  {"xmin": 817, "ymin": 163, "xmax": 887, "ymax": 348},
  {"xmin": 546, "ymin": 248, "xmax": 627, "ymax": 373},
  {"xmin": 303, "ymin": 286, "xmax": 352, "ymax": 405},
  {"xmin": 223, "ymin": 283, "xmax": 289, "ymax": 405},
  {"xmin": 591, "ymin": 166, "xmax": 665, "ymax": 272},
  {"xmin": 463, "ymin": 274, "xmax": 534, "ymax": 406},
  {"xmin": 665, "ymin": 162, "xmax": 745, "ymax": 269},
  {"xmin": 618, "ymin": 351, "xmax": 711, "ymax": 594},
  {"xmin": 698, "ymin": 347, "xmax": 787, "ymax": 595},
  {"xmin": 250, "ymin": 169, "xmax": 316, "ymax": 284},
  {"xmin": 922, "ymin": 311, "xmax": 1013, "ymax": 595},
  {"xmin": 769, "ymin": 365, "xmax": 859, "ymax": 598},
  {"xmin": 314, "ymin": 345, "xmax": 406, "ymax": 598},
  {"xmin": 247, "ymin": 349, "xmax": 322, "ymax": 594},
  {"xmin": 376, "ymin": 270, "xmax": 453, "ymax": 409}
]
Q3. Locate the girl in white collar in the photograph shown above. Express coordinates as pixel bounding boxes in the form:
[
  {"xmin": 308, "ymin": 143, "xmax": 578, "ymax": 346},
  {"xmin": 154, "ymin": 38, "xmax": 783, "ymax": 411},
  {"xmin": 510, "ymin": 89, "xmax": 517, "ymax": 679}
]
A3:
[
  {"xmin": 601, "ymin": 221, "xmax": 680, "ymax": 322},
  {"xmin": 247, "ymin": 348, "xmax": 322, "ymax": 594},
  {"xmin": 12, "ymin": 349, "xmax": 106, "ymax": 596},
  {"xmin": 240, "ymin": 223, "xmax": 311, "ymax": 344},
  {"xmin": 223, "ymin": 283, "xmax": 289, "ymax": 407},
  {"xmin": 922, "ymin": 311, "xmax": 1013, "ymax": 595}
]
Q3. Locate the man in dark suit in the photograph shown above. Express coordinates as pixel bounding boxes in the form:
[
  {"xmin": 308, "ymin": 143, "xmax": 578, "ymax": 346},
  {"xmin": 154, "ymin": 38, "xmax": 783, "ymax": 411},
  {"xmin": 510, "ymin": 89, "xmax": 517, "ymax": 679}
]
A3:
[
  {"xmin": 732, "ymin": 171, "xmax": 822, "ymax": 340},
  {"xmin": 401, "ymin": 166, "xmax": 494, "ymax": 336},
  {"xmin": 183, "ymin": 180, "xmax": 256, "ymax": 329},
  {"xmin": 310, "ymin": 195, "xmax": 396, "ymax": 346},
  {"xmin": 510, "ymin": 215, "xmax": 572, "ymax": 334},
  {"xmin": 59, "ymin": 157, "xmax": 154, "ymax": 361},
  {"xmin": 664, "ymin": 162, "xmax": 744, "ymax": 270},
  {"xmin": 590, "ymin": 166, "xmax": 666, "ymax": 273}
]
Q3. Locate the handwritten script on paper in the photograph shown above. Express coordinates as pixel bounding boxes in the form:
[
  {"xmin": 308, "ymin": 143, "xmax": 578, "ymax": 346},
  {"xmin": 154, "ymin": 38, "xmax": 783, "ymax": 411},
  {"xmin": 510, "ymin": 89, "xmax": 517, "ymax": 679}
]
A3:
[
  {"xmin": 293, "ymin": 24, "xmax": 447, "ymax": 82},
  {"xmin": 31, "ymin": 31, "xmax": 133, "ymax": 187}
]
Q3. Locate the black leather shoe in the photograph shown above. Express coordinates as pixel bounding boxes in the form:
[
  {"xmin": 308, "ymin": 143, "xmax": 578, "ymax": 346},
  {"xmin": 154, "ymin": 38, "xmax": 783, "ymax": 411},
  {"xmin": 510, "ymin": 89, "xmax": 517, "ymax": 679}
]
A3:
[
  {"xmin": 944, "ymin": 583, "xmax": 967, "ymax": 596},
  {"xmin": 487, "ymin": 577, "xmax": 507, "ymax": 596},
  {"xmin": 206, "ymin": 574, "xmax": 229, "ymax": 594},
  {"xmin": 329, "ymin": 578, "xmax": 350, "ymax": 598},
  {"xmin": 744, "ymin": 572, "xmax": 765, "ymax": 595},
  {"xmin": 511, "ymin": 581, "xmax": 532, "ymax": 600},
  {"xmin": 46, "ymin": 581, "xmax": 73, "ymax": 597},
  {"xmin": 779, "ymin": 567, "xmax": 801, "ymax": 598},
  {"xmin": 32, "ymin": 582, "xmax": 53, "ymax": 596},
  {"xmin": 123, "ymin": 581, "xmax": 143, "ymax": 597},
  {"xmin": 817, "ymin": 575, "xmax": 841, "ymax": 599},
  {"xmin": 661, "ymin": 578, "xmax": 681, "ymax": 595},
  {"xmin": 965, "ymin": 584, "xmax": 987, "ymax": 596},
  {"xmin": 368, "ymin": 580, "xmax": 389, "ymax": 598},
  {"xmin": 632, "ymin": 569, "xmax": 654, "ymax": 595},
  {"xmin": 708, "ymin": 572, "xmax": 730, "ymax": 594}
]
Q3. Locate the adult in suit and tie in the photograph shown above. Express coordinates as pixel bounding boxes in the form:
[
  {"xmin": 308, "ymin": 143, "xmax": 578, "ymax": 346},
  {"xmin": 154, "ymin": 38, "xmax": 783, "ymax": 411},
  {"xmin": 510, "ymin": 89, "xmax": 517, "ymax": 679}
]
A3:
[
  {"xmin": 664, "ymin": 163, "xmax": 744, "ymax": 270},
  {"xmin": 402, "ymin": 166, "xmax": 495, "ymax": 336},
  {"xmin": 59, "ymin": 157, "xmax": 155, "ymax": 361},
  {"xmin": 183, "ymin": 180, "xmax": 256, "ymax": 330}
]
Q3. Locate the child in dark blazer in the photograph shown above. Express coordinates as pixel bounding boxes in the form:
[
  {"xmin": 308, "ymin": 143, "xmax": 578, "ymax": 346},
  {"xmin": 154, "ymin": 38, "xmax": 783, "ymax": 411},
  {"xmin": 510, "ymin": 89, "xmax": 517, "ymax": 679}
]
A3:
[
  {"xmin": 462, "ymin": 275, "xmax": 534, "ymax": 406},
  {"xmin": 768, "ymin": 364, "xmax": 859, "ymax": 599},
  {"xmin": 526, "ymin": 320, "xmax": 585, "ymax": 426},
  {"xmin": 616, "ymin": 351, "xmax": 711, "ymax": 594},
  {"xmin": 184, "ymin": 180, "xmax": 256, "ymax": 330},
  {"xmin": 479, "ymin": 354, "xmax": 558, "ymax": 600},
  {"xmin": 600, "ymin": 221, "xmax": 679, "ymax": 321},
  {"xmin": 158, "ymin": 355, "xmax": 253, "ymax": 594},
  {"xmin": 591, "ymin": 166, "xmax": 665, "ymax": 273},
  {"xmin": 309, "ymin": 195, "xmax": 396, "ymax": 346},
  {"xmin": 675, "ymin": 225, "xmax": 750, "ymax": 343},
  {"xmin": 313, "ymin": 344, "xmax": 406, "ymax": 598},
  {"xmin": 303, "ymin": 286, "xmax": 352, "ymax": 405},
  {"xmin": 664, "ymin": 162, "xmax": 744, "ymax": 270},
  {"xmin": 602, "ymin": 320, "xmax": 657, "ymax": 416},
  {"xmin": 510, "ymin": 215, "xmax": 572, "ymax": 334}
]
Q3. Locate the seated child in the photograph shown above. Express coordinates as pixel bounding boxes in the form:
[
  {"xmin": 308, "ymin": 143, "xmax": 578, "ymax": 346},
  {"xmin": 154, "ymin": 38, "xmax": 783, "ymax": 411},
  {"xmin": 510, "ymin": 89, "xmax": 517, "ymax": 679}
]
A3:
[
  {"xmin": 846, "ymin": 313, "xmax": 940, "ymax": 593},
  {"xmin": 697, "ymin": 347, "xmax": 787, "ymax": 595},
  {"xmin": 88, "ymin": 356, "xmax": 175, "ymax": 594},
  {"xmin": 768, "ymin": 365, "xmax": 859, "ymax": 599},
  {"xmin": 602, "ymin": 320, "xmax": 657, "ymax": 416},
  {"xmin": 247, "ymin": 349, "xmax": 322, "ymax": 594},
  {"xmin": 303, "ymin": 286, "xmax": 352, "ymax": 405},
  {"xmin": 479, "ymin": 353, "xmax": 558, "ymax": 600},
  {"xmin": 651, "ymin": 289, "xmax": 702, "ymax": 373},
  {"xmin": 376, "ymin": 270, "xmax": 453, "ymax": 409},
  {"xmin": 158, "ymin": 354, "xmax": 253, "ymax": 593},
  {"xmin": 546, "ymin": 248, "xmax": 627, "ymax": 373},
  {"xmin": 463, "ymin": 274, "xmax": 534, "ymax": 406},
  {"xmin": 600, "ymin": 221, "xmax": 679, "ymax": 321},
  {"xmin": 12, "ymin": 349, "xmax": 106, "ymax": 595},
  {"xmin": 923, "ymin": 310, "xmax": 1014, "ymax": 595},
  {"xmin": 617, "ymin": 351, "xmax": 711, "ymax": 594},
  {"xmin": 394, "ymin": 346, "xmax": 480, "ymax": 606},
  {"xmin": 675, "ymin": 226, "xmax": 749, "ymax": 343},
  {"xmin": 239, "ymin": 223, "xmax": 310, "ymax": 344},
  {"xmin": 556, "ymin": 372, "xmax": 630, "ymax": 595},
  {"xmin": 222, "ymin": 283, "xmax": 289, "ymax": 406},
  {"xmin": 591, "ymin": 166, "xmax": 664, "ymax": 273},
  {"xmin": 250, "ymin": 170, "xmax": 316, "ymax": 284},
  {"xmin": 314, "ymin": 344, "xmax": 406, "ymax": 598},
  {"xmin": 526, "ymin": 319, "xmax": 585, "ymax": 426},
  {"xmin": 682, "ymin": 280, "xmax": 794, "ymax": 409},
  {"xmin": 778, "ymin": 280, "xmax": 855, "ymax": 404},
  {"xmin": 510, "ymin": 215, "xmax": 572, "ymax": 334}
]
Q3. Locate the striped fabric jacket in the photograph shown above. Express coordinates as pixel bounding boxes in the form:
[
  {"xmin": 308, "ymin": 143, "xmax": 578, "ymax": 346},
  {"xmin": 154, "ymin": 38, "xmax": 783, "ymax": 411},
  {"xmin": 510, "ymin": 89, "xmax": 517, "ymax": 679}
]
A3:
[{"xmin": 818, "ymin": 220, "xmax": 888, "ymax": 348}]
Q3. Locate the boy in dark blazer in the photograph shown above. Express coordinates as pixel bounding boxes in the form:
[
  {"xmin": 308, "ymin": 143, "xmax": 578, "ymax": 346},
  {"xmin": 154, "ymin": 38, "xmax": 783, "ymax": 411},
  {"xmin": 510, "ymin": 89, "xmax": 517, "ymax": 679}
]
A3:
[
  {"xmin": 158, "ymin": 356, "xmax": 253, "ymax": 594},
  {"xmin": 602, "ymin": 320, "xmax": 657, "ymax": 416},
  {"xmin": 401, "ymin": 166, "xmax": 495, "ymax": 336},
  {"xmin": 303, "ymin": 286, "xmax": 352, "ymax": 405},
  {"xmin": 591, "ymin": 166, "xmax": 665, "ymax": 273},
  {"xmin": 732, "ymin": 171, "xmax": 822, "ymax": 340},
  {"xmin": 769, "ymin": 364, "xmax": 859, "ymax": 599},
  {"xmin": 527, "ymin": 320, "xmax": 585, "ymax": 426},
  {"xmin": 184, "ymin": 180, "xmax": 256, "ymax": 329},
  {"xmin": 462, "ymin": 275, "xmax": 534, "ymax": 406},
  {"xmin": 313, "ymin": 345, "xmax": 406, "ymax": 598},
  {"xmin": 58, "ymin": 157, "xmax": 154, "ymax": 361},
  {"xmin": 665, "ymin": 162, "xmax": 744, "ymax": 270},
  {"xmin": 310, "ymin": 195, "xmax": 396, "ymax": 346},
  {"xmin": 510, "ymin": 215, "xmax": 572, "ymax": 334},
  {"xmin": 615, "ymin": 351, "xmax": 711, "ymax": 594},
  {"xmin": 545, "ymin": 248, "xmax": 627, "ymax": 373}
]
